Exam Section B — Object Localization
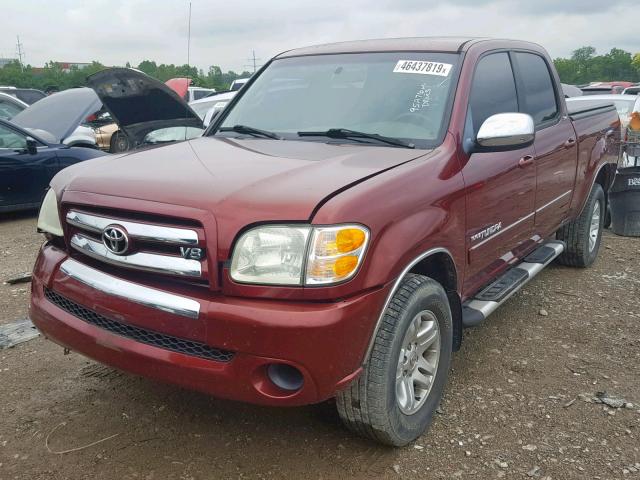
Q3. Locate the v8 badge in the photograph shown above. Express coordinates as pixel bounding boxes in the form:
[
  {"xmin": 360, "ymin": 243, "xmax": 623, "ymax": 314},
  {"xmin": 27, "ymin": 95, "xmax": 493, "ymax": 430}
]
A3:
[{"xmin": 180, "ymin": 247, "xmax": 204, "ymax": 260}]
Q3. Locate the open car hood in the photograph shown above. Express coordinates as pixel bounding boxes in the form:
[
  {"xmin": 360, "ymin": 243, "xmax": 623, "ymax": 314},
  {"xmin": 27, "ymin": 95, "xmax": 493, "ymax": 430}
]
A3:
[
  {"xmin": 10, "ymin": 88, "xmax": 101, "ymax": 144},
  {"xmin": 87, "ymin": 68, "xmax": 202, "ymax": 146}
]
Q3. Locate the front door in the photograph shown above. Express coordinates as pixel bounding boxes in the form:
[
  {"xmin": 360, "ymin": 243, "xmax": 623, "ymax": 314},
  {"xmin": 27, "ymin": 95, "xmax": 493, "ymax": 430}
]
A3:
[
  {"xmin": 0, "ymin": 123, "xmax": 57, "ymax": 209},
  {"xmin": 462, "ymin": 52, "xmax": 537, "ymax": 295}
]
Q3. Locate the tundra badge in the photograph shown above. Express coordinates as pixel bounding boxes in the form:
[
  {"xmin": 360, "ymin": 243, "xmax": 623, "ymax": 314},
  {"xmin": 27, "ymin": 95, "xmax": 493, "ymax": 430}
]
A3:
[{"xmin": 471, "ymin": 222, "xmax": 502, "ymax": 243}]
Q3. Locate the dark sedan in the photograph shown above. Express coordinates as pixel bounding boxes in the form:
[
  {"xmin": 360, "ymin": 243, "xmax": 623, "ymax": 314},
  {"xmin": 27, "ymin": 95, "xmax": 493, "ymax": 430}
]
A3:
[{"xmin": 0, "ymin": 118, "xmax": 106, "ymax": 212}]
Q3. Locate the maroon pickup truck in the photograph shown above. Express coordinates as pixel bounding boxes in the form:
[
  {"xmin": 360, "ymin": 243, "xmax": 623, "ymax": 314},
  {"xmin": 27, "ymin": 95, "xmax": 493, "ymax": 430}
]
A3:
[{"xmin": 31, "ymin": 38, "xmax": 619, "ymax": 446}]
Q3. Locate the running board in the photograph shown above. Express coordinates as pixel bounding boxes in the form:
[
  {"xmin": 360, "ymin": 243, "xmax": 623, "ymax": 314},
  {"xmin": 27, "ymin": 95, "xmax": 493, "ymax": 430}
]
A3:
[{"xmin": 462, "ymin": 241, "xmax": 565, "ymax": 327}]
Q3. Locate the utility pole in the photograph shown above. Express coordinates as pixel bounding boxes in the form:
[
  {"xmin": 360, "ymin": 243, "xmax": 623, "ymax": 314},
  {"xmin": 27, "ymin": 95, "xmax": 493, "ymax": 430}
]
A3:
[
  {"xmin": 244, "ymin": 50, "xmax": 262, "ymax": 73},
  {"xmin": 186, "ymin": 1, "xmax": 191, "ymax": 68},
  {"xmin": 15, "ymin": 35, "xmax": 25, "ymax": 71}
]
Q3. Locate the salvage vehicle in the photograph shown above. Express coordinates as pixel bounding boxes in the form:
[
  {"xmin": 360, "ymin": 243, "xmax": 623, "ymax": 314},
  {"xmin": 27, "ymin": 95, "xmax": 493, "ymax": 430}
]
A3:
[
  {"xmin": 229, "ymin": 78, "xmax": 249, "ymax": 91},
  {"xmin": 567, "ymin": 94, "xmax": 640, "ymax": 133},
  {"xmin": 0, "ymin": 117, "xmax": 106, "ymax": 212},
  {"xmin": 189, "ymin": 90, "xmax": 237, "ymax": 127},
  {"xmin": 561, "ymin": 83, "xmax": 583, "ymax": 98},
  {"xmin": 581, "ymin": 81, "xmax": 634, "ymax": 95},
  {"xmin": 622, "ymin": 85, "xmax": 640, "ymax": 96},
  {"xmin": 0, "ymin": 92, "xmax": 28, "ymax": 120},
  {"xmin": 10, "ymin": 88, "xmax": 101, "ymax": 149},
  {"xmin": 31, "ymin": 38, "xmax": 619, "ymax": 446},
  {"xmin": 85, "ymin": 69, "xmax": 205, "ymax": 153},
  {"xmin": 165, "ymin": 77, "xmax": 216, "ymax": 102},
  {"xmin": 0, "ymin": 86, "xmax": 47, "ymax": 105}
]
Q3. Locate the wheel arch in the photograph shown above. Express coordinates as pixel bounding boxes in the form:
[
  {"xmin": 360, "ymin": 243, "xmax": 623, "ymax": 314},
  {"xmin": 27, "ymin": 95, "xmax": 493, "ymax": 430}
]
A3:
[
  {"xmin": 362, "ymin": 248, "xmax": 463, "ymax": 365},
  {"xmin": 577, "ymin": 162, "xmax": 614, "ymax": 217}
]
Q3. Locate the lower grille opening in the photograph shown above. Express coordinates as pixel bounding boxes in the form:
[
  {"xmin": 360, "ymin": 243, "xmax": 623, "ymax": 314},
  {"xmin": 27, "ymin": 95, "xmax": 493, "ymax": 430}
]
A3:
[{"xmin": 44, "ymin": 288, "xmax": 234, "ymax": 362}]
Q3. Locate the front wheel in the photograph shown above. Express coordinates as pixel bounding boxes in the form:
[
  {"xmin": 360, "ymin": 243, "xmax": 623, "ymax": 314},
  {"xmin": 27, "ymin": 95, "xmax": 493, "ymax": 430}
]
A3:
[
  {"xmin": 109, "ymin": 131, "xmax": 130, "ymax": 153},
  {"xmin": 556, "ymin": 183, "xmax": 605, "ymax": 267},
  {"xmin": 336, "ymin": 274, "xmax": 452, "ymax": 446}
]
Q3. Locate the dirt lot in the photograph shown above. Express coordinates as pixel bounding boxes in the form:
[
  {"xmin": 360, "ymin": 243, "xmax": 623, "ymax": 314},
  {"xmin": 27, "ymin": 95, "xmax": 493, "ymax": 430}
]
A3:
[{"xmin": 0, "ymin": 213, "xmax": 639, "ymax": 479}]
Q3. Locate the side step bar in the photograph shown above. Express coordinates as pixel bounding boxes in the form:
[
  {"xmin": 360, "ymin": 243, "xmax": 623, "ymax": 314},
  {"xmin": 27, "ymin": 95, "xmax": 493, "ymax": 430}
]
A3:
[{"xmin": 462, "ymin": 241, "xmax": 565, "ymax": 327}]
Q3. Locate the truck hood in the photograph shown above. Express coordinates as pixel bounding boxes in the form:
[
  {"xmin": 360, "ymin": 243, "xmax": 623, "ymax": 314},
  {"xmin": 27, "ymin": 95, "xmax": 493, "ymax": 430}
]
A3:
[
  {"xmin": 86, "ymin": 68, "xmax": 202, "ymax": 146},
  {"xmin": 10, "ymin": 88, "xmax": 101, "ymax": 144},
  {"xmin": 54, "ymin": 136, "xmax": 430, "ymax": 223}
]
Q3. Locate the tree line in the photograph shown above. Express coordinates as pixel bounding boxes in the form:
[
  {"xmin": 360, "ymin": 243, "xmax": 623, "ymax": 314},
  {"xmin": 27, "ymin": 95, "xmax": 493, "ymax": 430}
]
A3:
[
  {"xmin": 0, "ymin": 59, "xmax": 252, "ymax": 92},
  {"xmin": 1, "ymin": 46, "xmax": 639, "ymax": 92},
  {"xmin": 554, "ymin": 47, "xmax": 640, "ymax": 85}
]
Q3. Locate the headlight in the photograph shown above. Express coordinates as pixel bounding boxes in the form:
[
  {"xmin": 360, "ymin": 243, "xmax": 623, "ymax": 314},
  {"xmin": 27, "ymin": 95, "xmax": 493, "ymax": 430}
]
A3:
[
  {"xmin": 37, "ymin": 189, "xmax": 63, "ymax": 237},
  {"xmin": 230, "ymin": 224, "xmax": 369, "ymax": 286}
]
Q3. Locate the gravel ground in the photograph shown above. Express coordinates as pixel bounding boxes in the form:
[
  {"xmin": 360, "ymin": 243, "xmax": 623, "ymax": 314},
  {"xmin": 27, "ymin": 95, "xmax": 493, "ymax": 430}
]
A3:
[{"xmin": 0, "ymin": 214, "xmax": 638, "ymax": 479}]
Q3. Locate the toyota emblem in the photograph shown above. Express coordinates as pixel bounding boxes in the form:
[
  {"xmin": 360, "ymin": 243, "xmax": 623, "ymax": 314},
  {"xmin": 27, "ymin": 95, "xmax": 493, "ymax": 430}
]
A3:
[{"xmin": 102, "ymin": 225, "xmax": 129, "ymax": 255}]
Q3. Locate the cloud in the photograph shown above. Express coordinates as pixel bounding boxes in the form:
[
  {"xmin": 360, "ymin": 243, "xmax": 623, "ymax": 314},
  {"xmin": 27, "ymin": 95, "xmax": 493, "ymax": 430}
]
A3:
[{"xmin": 0, "ymin": 0, "xmax": 638, "ymax": 72}]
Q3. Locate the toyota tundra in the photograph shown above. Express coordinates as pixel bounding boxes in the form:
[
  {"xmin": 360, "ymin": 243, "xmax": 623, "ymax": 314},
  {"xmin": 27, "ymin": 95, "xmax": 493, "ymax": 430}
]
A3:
[{"xmin": 30, "ymin": 38, "xmax": 620, "ymax": 446}]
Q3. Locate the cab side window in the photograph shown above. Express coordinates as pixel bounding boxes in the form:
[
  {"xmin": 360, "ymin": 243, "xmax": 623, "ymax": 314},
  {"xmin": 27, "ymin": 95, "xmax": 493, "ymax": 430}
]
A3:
[
  {"xmin": 0, "ymin": 124, "xmax": 27, "ymax": 150},
  {"xmin": 512, "ymin": 52, "xmax": 559, "ymax": 127},
  {"xmin": 467, "ymin": 52, "xmax": 518, "ymax": 136}
]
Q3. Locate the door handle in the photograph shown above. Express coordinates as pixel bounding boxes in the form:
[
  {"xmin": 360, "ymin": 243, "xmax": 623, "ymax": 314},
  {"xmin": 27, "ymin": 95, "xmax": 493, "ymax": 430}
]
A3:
[
  {"xmin": 564, "ymin": 137, "xmax": 576, "ymax": 148},
  {"xmin": 518, "ymin": 155, "xmax": 534, "ymax": 168}
]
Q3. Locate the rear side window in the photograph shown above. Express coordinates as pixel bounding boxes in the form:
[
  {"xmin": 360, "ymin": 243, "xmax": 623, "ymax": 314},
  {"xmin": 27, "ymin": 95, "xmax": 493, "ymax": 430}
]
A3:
[
  {"xmin": 468, "ymin": 52, "xmax": 518, "ymax": 134},
  {"xmin": 513, "ymin": 52, "xmax": 558, "ymax": 126}
]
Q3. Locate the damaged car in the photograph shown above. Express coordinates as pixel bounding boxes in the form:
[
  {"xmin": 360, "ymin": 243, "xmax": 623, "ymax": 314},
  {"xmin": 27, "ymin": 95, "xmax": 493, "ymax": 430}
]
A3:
[
  {"xmin": 1, "ymin": 69, "xmax": 205, "ymax": 213},
  {"xmin": 10, "ymin": 87, "xmax": 102, "ymax": 149},
  {"xmin": 85, "ymin": 68, "xmax": 205, "ymax": 152}
]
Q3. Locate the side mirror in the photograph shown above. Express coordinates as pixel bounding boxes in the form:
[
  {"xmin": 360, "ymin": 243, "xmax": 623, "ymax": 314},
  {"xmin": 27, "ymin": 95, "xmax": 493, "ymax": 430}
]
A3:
[
  {"xmin": 476, "ymin": 113, "xmax": 535, "ymax": 150},
  {"xmin": 25, "ymin": 136, "xmax": 38, "ymax": 155}
]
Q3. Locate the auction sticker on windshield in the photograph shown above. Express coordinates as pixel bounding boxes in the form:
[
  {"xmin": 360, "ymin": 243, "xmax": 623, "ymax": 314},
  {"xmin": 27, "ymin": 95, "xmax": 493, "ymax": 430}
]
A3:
[{"xmin": 393, "ymin": 60, "xmax": 452, "ymax": 77}]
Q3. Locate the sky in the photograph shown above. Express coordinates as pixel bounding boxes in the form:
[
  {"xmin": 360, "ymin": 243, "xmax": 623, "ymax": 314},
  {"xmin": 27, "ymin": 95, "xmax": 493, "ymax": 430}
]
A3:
[{"xmin": 0, "ymin": 0, "xmax": 638, "ymax": 73}]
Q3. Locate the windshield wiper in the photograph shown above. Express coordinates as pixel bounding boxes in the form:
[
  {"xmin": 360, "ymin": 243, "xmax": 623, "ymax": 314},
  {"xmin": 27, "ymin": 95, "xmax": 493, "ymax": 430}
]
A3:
[
  {"xmin": 298, "ymin": 128, "xmax": 415, "ymax": 149},
  {"xmin": 219, "ymin": 124, "xmax": 282, "ymax": 140}
]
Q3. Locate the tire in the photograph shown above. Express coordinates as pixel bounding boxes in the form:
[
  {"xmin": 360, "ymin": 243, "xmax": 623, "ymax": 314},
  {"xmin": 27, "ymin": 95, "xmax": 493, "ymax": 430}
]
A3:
[
  {"xmin": 109, "ymin": 131, "xmax": 130, "ymax": 153},
  {"xmin": 556, "ymin": 183, "xmax": 605, "ymax": 267},
  {"xmin": 336, "ymin": 274, "xmax": 453, "ymax": 446},
  {"xmin": 604, "ymin": 202, "xmax": 612, "ymax": 229}
]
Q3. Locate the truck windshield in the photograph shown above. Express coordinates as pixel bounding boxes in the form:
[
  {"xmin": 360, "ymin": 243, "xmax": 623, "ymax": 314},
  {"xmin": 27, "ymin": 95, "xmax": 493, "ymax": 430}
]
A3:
[{"xmin": 215, "ymin": 52, "xmax": 459, "ymax": 149}]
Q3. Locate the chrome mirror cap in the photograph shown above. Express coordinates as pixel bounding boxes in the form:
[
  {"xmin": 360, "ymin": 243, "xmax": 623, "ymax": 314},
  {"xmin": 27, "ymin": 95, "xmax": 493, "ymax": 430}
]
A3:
[{"xmin": 476, "ymin": 113, "xmax": 535, "ymax": 148}]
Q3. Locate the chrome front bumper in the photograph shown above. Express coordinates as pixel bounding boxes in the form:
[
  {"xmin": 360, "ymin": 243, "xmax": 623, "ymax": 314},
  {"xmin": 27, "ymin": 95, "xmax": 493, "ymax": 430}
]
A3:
[{"xmin": 59, "ymin": 258, "xmax": 201, "ymax": 319}]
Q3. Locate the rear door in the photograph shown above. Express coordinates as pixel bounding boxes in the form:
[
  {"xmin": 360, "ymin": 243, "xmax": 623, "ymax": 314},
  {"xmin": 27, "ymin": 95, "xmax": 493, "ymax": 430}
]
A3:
[
  {"xmin": 0, "ymin": 123, "xmax": 57, "ymax": 209},
  {"xmin": 511, "ymin": 51, "xmax": 578, "ymax": 235},
  {"xmin": 462, "ymin": 52, "xmax": 537, "ymax": 294}
]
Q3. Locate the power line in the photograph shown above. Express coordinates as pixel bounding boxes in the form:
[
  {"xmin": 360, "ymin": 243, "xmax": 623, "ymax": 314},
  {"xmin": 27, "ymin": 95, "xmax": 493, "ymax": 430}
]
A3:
[{"xmin": 244, "ymin": 50, "xmax": 262, "ymax": 73}]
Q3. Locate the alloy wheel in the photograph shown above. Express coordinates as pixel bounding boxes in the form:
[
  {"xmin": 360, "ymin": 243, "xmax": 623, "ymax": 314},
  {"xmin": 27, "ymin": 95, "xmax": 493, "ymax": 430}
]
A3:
[
  {"xmin": 589, "ymin": 201, "xmax": 601, "ymax": 252},
  {"xmin": 395, "ymin": 310, "xmax": 441, "ymax": 415}
]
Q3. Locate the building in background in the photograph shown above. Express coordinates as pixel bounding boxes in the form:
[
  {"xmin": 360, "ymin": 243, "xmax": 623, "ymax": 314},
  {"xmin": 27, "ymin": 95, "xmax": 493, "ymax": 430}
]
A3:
[{"xmin": 57, "ymin": 62, "xmax": 91, "ymax": 72}]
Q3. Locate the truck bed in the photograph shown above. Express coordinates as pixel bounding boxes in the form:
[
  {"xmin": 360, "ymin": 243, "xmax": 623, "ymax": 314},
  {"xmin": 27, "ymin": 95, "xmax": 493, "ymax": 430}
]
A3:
[{"xmin": 565, "ymin": 98, "xmax": 617, "ymax": 120}]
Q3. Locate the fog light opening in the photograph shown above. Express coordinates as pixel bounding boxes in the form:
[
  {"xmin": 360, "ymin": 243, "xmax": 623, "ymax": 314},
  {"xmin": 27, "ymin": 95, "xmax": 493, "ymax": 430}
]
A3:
[{"xmin": 267, "ymin": 363, "xmax": 304, "ymax": 391}]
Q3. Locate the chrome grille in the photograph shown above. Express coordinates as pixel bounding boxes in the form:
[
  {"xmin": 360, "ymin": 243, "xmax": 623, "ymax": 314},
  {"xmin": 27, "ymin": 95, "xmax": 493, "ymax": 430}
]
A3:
[
  {"xmin": 65, "ymin": 210, "xmax": 204, "ymax": 279},
  {"xmin": 67, "ymin": 210, "xmax": 198, "ymax": 245},
  {"xmin": 44, "ymin": 288, "xmax": 234, "ymax": 362}
]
